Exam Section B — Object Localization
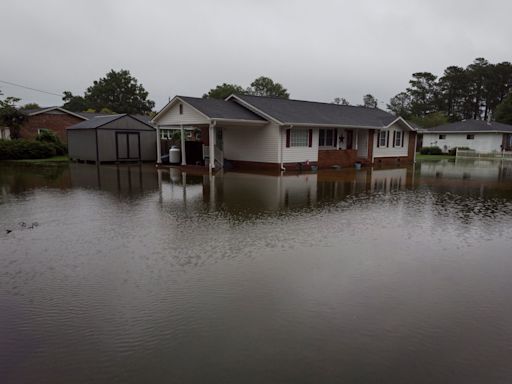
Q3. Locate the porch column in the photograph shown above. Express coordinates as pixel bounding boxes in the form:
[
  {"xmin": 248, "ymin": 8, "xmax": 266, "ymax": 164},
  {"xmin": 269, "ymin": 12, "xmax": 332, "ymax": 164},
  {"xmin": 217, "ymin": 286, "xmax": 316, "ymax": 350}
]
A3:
[
  {"xmin": 180, "ymin": 124, "xmax": 186, "ymax": 166},
  {"xmin": 354, "ymin": 130, "xmax": 358, "ymax": 150},
  {"xmin": 156, "ymin": 125, "xmax": 162, "ymax": 164},
  {"xmin": 209, "ymin": 121, "xmax": 215, "ymax": 171}
]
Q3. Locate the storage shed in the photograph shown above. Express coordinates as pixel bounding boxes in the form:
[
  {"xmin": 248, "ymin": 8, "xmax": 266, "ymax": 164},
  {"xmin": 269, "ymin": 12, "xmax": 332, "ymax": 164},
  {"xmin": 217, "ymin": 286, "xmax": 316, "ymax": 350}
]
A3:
[{"xmin": 67, "ymin": 114, "xmax": 156, "ymax": 163}]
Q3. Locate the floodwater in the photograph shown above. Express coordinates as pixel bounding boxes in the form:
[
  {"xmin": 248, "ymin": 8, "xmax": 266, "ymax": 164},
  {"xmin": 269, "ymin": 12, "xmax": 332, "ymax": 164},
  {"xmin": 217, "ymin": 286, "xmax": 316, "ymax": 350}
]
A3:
[{"xmin": 1, "ymin": 159, "xmax": 512, "ymax": 383}]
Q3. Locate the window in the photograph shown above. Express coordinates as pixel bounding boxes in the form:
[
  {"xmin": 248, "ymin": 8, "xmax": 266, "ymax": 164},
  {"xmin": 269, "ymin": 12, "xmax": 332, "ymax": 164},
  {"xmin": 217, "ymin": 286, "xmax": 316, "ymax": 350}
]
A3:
[
  {"xmin": 467, "ymin": 134, "xmax": 475, "ymax": 140},
  {"xmin": 439, "ymin": 134, "xmax": 446, "ymax": 139},
  {"xmin": 179, "ymin": 104, "xmax": 183, "ymax": 115},
  {"xmin": 379, "ymin": 130, "xmax": 387, "ymax": 147},
  {"xmin": 394, "ymin": 131, "xmax": 402, "ymax": 147},
  {"xmin": 290, "ymin": 129, "xmax": 309, "ymax": 147},
  {"xmin": 37, "ymin": 128, "xmax": 49, "ymax": 135},
  {"xmin": 318, "ymin": 129, "xmax": 336, "ymax": 147}
]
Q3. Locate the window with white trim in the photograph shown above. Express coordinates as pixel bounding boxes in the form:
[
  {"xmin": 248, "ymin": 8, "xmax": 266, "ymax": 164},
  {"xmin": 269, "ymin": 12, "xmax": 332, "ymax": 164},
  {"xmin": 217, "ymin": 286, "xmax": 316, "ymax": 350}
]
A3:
[
  {"xmin": 318, "ymin": 128, "xmax": 336, "ymax": 147},
  {"xmin": 290, "ymin": 129, "xmax": 309, "ymax": 147},
  {"xmin": 467, "ymin": 134, "xmax": 475, "ymax": 140},
  {"xmin": 379, "ymin": 130, "xmax": 387, "ymax": 147},
  {"xmin": 439, "ymin": 134, "xmax": 446, "ymax": 139},
  {"xmin": 37, "ymin": 128, "xmax": 49, "ymax": 135},
  {"xmin": 394, "ymin": 131, "xmax": 402, "ymax": 146}
]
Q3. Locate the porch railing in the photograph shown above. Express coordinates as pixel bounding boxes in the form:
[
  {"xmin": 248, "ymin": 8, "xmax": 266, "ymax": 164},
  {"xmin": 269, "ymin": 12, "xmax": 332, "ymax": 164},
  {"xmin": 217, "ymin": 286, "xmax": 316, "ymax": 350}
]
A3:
[{"xmin": 202, "ymin": 145, "xmax": 224, "ymax": 168}]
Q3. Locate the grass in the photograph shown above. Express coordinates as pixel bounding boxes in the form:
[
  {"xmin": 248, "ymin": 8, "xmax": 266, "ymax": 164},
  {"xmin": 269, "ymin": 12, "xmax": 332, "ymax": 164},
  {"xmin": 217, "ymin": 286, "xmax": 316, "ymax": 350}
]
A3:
[
  {"xmin": 416, "ymin": 153, "xmax": 455, "ymax": 161},
  {"xmin": 2, "ymin": 155, "xmax": 70, "ymax": 165}
]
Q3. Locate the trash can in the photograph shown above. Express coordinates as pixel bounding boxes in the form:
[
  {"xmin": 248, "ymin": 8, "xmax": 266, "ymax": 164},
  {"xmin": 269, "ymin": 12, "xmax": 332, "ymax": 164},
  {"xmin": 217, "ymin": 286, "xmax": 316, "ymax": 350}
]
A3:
[{"xmin": 169, "ymin": 146, "xmax": 181, "ymax": 164}]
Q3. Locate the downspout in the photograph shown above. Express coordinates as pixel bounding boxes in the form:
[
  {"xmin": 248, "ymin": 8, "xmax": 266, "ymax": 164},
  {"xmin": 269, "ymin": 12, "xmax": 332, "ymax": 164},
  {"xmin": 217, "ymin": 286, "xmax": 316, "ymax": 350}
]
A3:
[
  {"xmin": 413, "ymin": 130, "xmax": 418, "ymax": 163},
  {"xmin": 281, "ymin": 124, "xmax": 293, "ymax": 172}
]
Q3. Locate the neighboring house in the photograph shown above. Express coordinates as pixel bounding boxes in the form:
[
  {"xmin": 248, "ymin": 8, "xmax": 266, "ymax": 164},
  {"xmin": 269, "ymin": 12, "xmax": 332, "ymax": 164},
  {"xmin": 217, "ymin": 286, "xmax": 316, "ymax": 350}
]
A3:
[
  {"xmin": 67, "ymin": 114, "xmax": 156, "ymax": 164},
  {"xmin": 0, "ymin": 126, "xmax": 10, "ymax": 140},
  {"xmin": 19, "ymin": 107, "xmax": 88, "ymax": 143},
  {"xmin": 423, "ymin": 120, "xmax": 512, "ymax": 153},
  {"xmin": 151, "ymin": 94, "xmax": 417, "ymax": 171}
]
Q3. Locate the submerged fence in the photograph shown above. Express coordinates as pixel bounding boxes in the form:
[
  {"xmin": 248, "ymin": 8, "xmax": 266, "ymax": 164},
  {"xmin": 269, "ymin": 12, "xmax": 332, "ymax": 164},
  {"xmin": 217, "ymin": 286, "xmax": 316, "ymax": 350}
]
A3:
[{"xmin": 456, "ymin": 149, "xmax": 512, "ymax": 160}]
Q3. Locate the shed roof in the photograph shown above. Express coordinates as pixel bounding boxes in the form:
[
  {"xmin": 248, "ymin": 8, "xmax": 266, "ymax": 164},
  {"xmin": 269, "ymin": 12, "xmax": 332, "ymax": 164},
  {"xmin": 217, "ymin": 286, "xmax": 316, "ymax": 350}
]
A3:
[
  {"xmin": 424, "ymin": 120, "xmax": 512, "ymax": 133},
  {"xmin": 231, "ymin": 94, "xmax": 401, "ymax": 127},
  {"xmin": 67, "ymin": 114, "xmax": 154, "ymax": 130}
]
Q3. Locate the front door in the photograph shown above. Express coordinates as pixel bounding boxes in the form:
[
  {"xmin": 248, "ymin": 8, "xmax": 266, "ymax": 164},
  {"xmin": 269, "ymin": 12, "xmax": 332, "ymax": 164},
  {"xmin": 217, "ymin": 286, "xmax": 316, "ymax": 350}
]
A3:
[
  {"xmin": 116, "ymin": 132, "xmax": 140, "ymax": 161},
  {"xmin": 346, "ymin": 130, "xmax": 354, "ymax": 150}
]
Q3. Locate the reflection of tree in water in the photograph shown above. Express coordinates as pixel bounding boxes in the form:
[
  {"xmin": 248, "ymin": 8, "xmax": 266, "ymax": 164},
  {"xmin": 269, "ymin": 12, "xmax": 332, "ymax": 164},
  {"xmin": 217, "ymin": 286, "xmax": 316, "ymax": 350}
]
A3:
[{"xmin": 0, "ymin": 164, "xmax": 70, "ymax": 194}]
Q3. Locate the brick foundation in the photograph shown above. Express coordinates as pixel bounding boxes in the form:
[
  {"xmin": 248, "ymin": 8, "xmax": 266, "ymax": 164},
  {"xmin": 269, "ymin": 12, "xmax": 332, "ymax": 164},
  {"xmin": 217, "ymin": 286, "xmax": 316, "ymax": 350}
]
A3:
[{"xmin": 318, "ymin": 149, "xmax": 358, "ymax": 168}]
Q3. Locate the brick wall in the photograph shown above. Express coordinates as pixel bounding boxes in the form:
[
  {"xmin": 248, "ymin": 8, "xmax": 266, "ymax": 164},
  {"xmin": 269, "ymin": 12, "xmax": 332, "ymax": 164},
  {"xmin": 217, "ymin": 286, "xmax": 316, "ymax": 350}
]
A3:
[
  {"xmin": 20, "ymin": 113, "xmax": 84, "ymax": 143},
  {"xmin": 318, "ymin": 149, "xmax": 358, "ymax": 168}
]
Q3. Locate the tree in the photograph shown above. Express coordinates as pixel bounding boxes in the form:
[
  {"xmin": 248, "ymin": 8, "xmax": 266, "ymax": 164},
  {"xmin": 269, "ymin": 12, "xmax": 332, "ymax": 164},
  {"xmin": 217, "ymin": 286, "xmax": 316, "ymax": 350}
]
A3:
[
  {"xmin": 387, "ymin": 92, "xmax": 412, "ymax": 117},
  {"xmin": 249, "ymin": 76, "xmax": 289, "ymax": 98},
  {"xmin": 84, "ymin": 69, "xmax": 154, "ymax": 114},
  {"xmin": 62, "ymin": 91, "xmax": 89, "ymax": 112},
  {"xmin": 495, "ymin": 93, "xmax": 512, "ymax": 125},
  {"xmin": 406, "ymin": 72, "xmax": 439, "ymax": 117},
  {"xmin": 333, "ymin": 97, "xmax": 350, "ymax": 105},
  {"xmin": 20, "ymin": 103, "xmax": 40, "ymax": 110},
  {"xmin": 438, "ymin": 66, "xmax": 469, "ymax": 121},
  {"xmin": 363, "ymin": 94, "xmax": 378, "ymax": 108},
  {"xmin": 409, "ymin": 112, "xmax": 449, "ymax": 128},
  {"xmin": 0, "ymin": 95, "xmax": 26, "ymax": 139},
  {"xmin": 203, "ymin": 83, "xmax": 246, "ymax": 99}
]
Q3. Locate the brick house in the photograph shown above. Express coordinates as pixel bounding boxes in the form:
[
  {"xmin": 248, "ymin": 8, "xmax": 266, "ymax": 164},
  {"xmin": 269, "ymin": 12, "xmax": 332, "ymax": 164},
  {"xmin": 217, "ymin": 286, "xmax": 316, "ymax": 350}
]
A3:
[{"xmin": 19, "ymin": 107, "xmax": 89, "ymax": 143}]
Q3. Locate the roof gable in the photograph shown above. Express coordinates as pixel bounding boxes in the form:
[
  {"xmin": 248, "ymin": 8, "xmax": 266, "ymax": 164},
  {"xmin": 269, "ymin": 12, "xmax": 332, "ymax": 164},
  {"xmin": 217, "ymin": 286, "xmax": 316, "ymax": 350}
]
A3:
[{"xmin": 23, "ymin": 106, "xmax": 87, "ymax": 120}]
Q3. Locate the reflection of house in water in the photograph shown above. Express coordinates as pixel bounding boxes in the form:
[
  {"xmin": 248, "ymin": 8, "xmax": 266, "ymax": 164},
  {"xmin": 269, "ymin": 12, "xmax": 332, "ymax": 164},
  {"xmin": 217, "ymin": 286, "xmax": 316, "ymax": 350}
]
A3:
[
  {"xmin": 161, "ymin": 166, "xmax": 414, "ymax": 212},
  {"xmin": 69, "ymin": 164, "xmax": 159, "ymax": 197},
  {"xmin": 419, "ymin": 159, "xmax": 512, "ymax": 182}
]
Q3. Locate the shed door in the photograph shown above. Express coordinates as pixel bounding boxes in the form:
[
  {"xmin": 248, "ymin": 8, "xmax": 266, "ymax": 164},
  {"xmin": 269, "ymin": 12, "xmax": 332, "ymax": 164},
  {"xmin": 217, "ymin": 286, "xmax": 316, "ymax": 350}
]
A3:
[{"xmin": 116, "ymin": 132, "xmax": 140, "ymax": 160}]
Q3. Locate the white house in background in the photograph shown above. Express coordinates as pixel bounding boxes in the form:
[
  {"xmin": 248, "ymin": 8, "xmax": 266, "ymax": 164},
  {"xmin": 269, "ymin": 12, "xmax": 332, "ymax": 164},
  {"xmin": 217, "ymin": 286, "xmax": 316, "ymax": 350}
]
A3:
[
  {"xmin": 151, "ymin": 94, "xmax": 417, "ymax": 171},
  {"xmin": 422, "ymin": 120, "xmax": 512, "ymax": 153},
  {"xmin": 0, "ymin": 126, "xmax": 10, "ymax": 140}
]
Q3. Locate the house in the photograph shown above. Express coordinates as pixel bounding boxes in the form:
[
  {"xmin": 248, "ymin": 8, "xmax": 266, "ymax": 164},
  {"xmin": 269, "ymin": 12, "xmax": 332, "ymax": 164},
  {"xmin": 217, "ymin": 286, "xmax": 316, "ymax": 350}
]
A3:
[
  {"xmin": 422, "ymin": 120, "xmax": 512, "ymax": 153},
  {"xmin": 19, "ymin": 106, "xmax": 88, "ymax": 143},
  {"xmin": 0, "ymin": 126, "xmax": 10, "ymax": 140},
  {"xmin": 67, "ymin": 114, "xmax": 156, "ymax": 164},
  {"xmin": 151, "ymin": 94, "xmax": 417, "ymax": 171}
]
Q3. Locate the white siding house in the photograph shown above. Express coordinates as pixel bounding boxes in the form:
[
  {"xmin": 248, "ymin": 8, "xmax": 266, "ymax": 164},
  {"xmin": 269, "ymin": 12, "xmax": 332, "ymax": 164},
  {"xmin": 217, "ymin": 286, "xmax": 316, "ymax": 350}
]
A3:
[
  {"xmin": 422, "ymin": 120, "xmax": 512, "ymax": 153},
  {"xmin": 152, "ymin": 94, "xmax": 417, "ymax": 171}
]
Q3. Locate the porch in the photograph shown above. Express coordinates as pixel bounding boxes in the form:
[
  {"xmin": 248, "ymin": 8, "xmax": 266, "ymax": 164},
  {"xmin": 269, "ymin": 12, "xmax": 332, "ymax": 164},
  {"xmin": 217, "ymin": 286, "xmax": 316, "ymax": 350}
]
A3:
[{"xmin": 317, "ymin": 128, "xmax": 374, "ymax": 168}]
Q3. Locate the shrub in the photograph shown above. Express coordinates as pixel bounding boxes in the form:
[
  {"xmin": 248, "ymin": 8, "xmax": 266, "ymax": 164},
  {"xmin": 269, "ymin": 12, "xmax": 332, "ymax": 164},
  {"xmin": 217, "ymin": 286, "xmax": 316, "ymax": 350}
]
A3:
[
  {"xmin": 0, "ymin": 139, "xmax": 56, "ymax": 160},
  {"xmin": 36, "ymin": 130, "xmax": 67, "ymax": 155},
  {"xmin": 420, "ymin": 146, "xmax": 443, "ymax": 155},
  {"xmin": 447, "ymin": 146, "xmax": 471, "ymax": 156}
]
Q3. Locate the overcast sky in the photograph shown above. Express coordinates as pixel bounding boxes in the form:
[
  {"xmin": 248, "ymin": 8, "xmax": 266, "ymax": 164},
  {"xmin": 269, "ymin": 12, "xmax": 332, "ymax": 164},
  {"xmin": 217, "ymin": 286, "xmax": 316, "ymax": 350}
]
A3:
[{"xmin": 1, "ymin": 0, "xmax": 511, "ymax": 110}]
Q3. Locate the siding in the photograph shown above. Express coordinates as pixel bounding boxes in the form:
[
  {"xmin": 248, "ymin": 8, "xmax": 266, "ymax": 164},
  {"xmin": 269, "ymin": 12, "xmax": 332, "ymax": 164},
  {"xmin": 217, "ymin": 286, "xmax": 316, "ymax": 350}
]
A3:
[
  {"xmin": 68, "ymin": 130, "xmax": 97, "ymax": 161},
  {"xmin": 156, "ymin": 102, "xmax": 209, "ymax": 126},
  {"xmin": 373, "ymin": 124, "xmax": 409, "ymax": 158},
  {"xmin": 282, "ymin": 128, "xmax": 319, "ymax": 163},
  {"xmin": 223, "ymin": 122, "xmax": 280, "ymax": 163},
  {"xmin": 422, "ymin": 132, "xmax": 503, "ymax": 153}
]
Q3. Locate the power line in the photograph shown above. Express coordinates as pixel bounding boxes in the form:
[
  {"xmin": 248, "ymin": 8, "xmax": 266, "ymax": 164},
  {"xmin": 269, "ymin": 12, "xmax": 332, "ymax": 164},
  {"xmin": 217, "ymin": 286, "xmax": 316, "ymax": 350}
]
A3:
[{"xmin": 0, "ymin": 80, "xmax": 63, "ymax": 98}]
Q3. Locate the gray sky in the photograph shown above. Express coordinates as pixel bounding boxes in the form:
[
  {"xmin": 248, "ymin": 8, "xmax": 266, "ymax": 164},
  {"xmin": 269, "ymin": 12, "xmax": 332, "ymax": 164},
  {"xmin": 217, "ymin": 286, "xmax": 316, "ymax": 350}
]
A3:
[{"xmin": 1, "ymin": 0, "xmax": 511, "ymax": 111}]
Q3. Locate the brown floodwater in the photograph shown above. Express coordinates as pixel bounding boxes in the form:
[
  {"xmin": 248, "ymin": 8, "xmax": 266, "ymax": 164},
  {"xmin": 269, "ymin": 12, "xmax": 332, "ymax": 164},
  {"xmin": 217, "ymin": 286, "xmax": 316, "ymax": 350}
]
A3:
[{"xmin": 1, "ymin": 159, "xmax": 512, "ymax": 383}]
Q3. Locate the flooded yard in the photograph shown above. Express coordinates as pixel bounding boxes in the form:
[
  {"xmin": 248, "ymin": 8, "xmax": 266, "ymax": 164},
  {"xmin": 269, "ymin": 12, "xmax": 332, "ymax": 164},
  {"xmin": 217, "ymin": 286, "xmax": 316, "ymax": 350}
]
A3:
[{"xmin": 2, "ymin": 159, "xmax": 512, "ymax": 383}]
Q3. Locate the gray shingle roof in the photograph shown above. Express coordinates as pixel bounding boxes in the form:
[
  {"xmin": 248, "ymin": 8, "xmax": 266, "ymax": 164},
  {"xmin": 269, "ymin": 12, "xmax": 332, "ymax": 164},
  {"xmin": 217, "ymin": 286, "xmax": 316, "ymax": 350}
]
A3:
[
  {"xmin": 233, "ymin": 94, "xmax": 398, "ymax": 127},
  {"xmin": 67, "ymin": 114, "xmax": 125, "ymax": 129},
  {"xmin": 178, "ymin": 96, "xmax": 266, "ymax": 121},
  {"xmin": 425, "ymin": 120, "xmax": 512, "ymax": 133}
]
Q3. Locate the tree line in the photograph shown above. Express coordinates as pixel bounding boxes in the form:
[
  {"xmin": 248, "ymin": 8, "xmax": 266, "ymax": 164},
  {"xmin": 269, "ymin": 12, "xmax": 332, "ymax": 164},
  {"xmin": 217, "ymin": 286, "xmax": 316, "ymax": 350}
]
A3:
[{"xmin": 387, "ymin": 57, "xmax": 512, "ymax": 127}]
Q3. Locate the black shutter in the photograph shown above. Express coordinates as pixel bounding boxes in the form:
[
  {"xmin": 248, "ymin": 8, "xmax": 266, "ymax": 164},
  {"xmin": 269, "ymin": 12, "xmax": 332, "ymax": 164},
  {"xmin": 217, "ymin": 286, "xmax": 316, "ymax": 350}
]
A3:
[
  {"xmin": 286, "ymin": 129, "xmax": 290, "ymax": 147},
  {"xmin": 402, "ymin": 132, "xmax": 405, "ymax": 147},
  {"xmin": 386, "ymin": 131, "xmax": 390, "ymax": 147},
  {"xmin": 392, "ymin": 131, "xmax": 396, "ymax": 147},
  {"xmin": 308, "ymin": 129, "xmax": 313, "ymax": 147},
  {"xmin": 377, "ymin": 130, "xmax": 380, "ymax": 148}
]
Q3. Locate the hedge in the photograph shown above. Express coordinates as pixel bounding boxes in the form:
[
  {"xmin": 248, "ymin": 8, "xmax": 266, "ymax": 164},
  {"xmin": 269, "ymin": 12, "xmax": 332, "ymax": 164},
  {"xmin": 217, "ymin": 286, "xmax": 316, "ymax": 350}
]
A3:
[
  {"xmin": 420, "ymin": 146, "xmax": 443, "ymax": 155},
  {"xmin": 0, "ymin": 139, "xmax": 57, "ymax": 160}
]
